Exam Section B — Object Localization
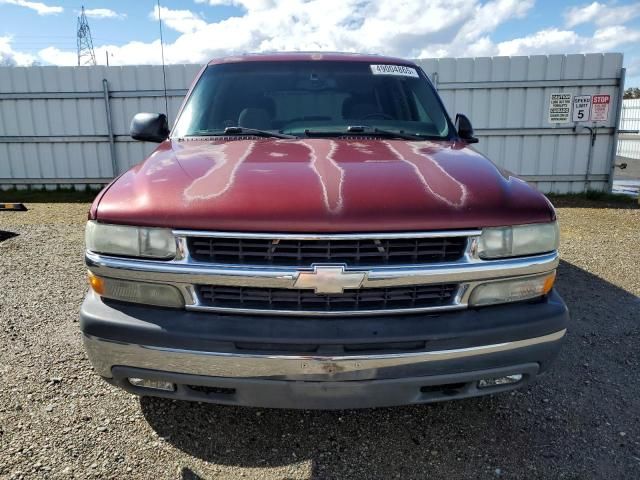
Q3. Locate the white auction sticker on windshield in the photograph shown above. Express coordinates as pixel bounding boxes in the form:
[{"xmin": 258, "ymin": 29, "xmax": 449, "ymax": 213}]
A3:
[{"xmin": 370, "ymin": 64, "xmax": 419, "ymax": 78}]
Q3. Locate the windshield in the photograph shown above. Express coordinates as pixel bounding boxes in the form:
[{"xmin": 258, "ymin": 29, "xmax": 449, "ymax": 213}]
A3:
[{"xmin": 172, "ymin": 61, "xmax": 452, "ymax": 139}]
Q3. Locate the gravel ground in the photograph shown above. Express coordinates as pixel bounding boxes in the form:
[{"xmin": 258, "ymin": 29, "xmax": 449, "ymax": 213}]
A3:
[{"xmin": 0, "ymin": 202, "xmax": 639, "ymax": 480}]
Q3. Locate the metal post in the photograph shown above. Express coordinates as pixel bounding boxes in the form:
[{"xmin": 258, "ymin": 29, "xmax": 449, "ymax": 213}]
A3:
[
  {"xmin": 102, "ymin": 78, "xmax": 118, "ymax": 177},
  {"xmin": 584, "ymin": 126, "xmax": 596, "ymax": 191},
  {"xmin": 606, "ymin": 67, "xmax": 626, "ymax": 193}
]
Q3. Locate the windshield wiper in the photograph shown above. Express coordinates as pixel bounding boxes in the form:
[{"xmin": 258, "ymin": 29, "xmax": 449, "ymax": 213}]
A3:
[
  {"xmin": 348, "ymin": 125, "xmax": 427, "ymax": 140},
  {"xmin": 303, "ymin": 125, "xmax": 434, "ymax": 141},
  {"xmin": 186, "ymin": 127, "xmax": 296, "ymax": 139}
]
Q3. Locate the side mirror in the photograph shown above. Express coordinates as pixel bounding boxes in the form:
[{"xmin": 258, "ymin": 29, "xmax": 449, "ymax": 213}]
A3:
[
  {"xmin": 130, "ymin": 113, "xmax": 169, "ymax": 143},
  {"xmin": 455, "ymin": 113, "xmax": 478, "ymax": 144}
]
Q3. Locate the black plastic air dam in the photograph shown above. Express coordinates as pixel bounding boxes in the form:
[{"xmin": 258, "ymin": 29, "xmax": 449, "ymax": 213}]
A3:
[{"xmin": 108, "ymin": 363, "xmax": 541, "ymax": 409}]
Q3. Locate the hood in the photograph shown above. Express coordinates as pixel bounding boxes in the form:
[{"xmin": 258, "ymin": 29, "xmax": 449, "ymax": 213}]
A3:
[{"xmin": 92, "ymin": 138, "xmax": 555, "ymax": 232}]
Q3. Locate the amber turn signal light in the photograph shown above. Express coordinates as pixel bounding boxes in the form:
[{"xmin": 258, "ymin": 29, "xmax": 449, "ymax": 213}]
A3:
[
  {"xmin": 542, "ymin": 271, "xmax": 556, "ymax": 295},
  {"xmin": 87, "ymin": 271, "xmax": 105, "ymax": 295},
  {"xmin": 469, "ymin": 270, "xmax": 557, "ymax": 307}
]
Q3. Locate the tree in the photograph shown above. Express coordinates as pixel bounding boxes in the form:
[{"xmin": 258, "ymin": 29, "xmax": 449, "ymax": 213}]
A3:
[
  {"xmin": 0, "ymin": 55, "xmax": 40, "ymax": 67},
  {"xmin": 0, "ymin": 55, "xmax": 17, "ymax": 67},
  {"xmin": 623, "ymin": 87, "xmax": 640, "ymax": 99}
]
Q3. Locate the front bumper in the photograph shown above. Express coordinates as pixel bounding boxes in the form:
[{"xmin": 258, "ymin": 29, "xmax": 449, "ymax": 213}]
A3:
[{"xmin": 80, "ymin": 290, "xmax": 569, "ymax": 409}]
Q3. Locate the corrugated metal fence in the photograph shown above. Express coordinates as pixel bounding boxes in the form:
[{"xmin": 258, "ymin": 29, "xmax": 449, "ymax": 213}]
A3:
[
  {"xmin": 0, "ymin": 64, "xmax": 201, "ymax": 187},
  {"xmin": 0, "ymin": 53, "xmax": 625, "ymax": 193},
  {"xmin": 416, "ymin": 54, "xmax": 624, "ymax": 193},
  {"xmin": 617, "ymin": 99, "xmax": 640, "ymax": 160}
]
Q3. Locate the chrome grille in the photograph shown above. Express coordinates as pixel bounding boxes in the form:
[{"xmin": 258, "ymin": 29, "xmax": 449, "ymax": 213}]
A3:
[
  {"xmin": 196, "ymin": 283, "xmax": 458, "ymax": 314},
  {"xmin": 87, "ymin": 227, "xmax": 560, "ymax": 317},
  {"xmin": 187, "ymin": 236, "xmax": 467, "ymax": 267}
]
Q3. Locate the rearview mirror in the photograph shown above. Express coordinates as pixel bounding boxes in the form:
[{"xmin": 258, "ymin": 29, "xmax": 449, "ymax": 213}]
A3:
[
  {"xmin": 130, "ymin": 113, "xmax": 169, "ymax": 143},
  {"xmin": 455, "ymin": 114, "xmax": 478, "ymax": 144}
]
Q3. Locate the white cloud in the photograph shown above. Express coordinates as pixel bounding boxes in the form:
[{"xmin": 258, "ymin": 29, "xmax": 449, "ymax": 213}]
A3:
[
  {"xmin": 84, "ymin": 8, "xmax": 126, "ymax": 20},
  {"xmin": 564, "ymin": 1, "xmax": 640, "ymax": 28},
  {"xmin": 413, "ymin": 0, "xmax": 534, "ymax": 58},
  {"xmin": 37, "ymin": 46, "xmax": 76, "ymax": 66},
  {"xmin": 0, "ymin": 36, "xmax": 37, "ymax": 65},
  {"xmin": 135, "ymin": 0, "xmax": 534, "ymax": 63},
  {"xmin": 151, "ymin": 6, "xmax": 207, "ymax": 34},
  {"xmin": 195, "ymin": 0, "xmax": 276, "ymax": 10},
  {"xmin": 626, "ymin": 56, "xmax": 640, "ymax": 84},
  {"xmin": 0, "ymin": 0, "xmax": 631, "ymax": 77},
  {"xmin": 453, "ymin": 0, "xmax": 534, "ymax": 44},
  {"xmin": 38, "ymin": 41, "xmax": 168, "ymax": 67},
  {"xmin": 493, "ymin": 25, "xmax": 640, "ymax": 57},
  {"xmin": 0, "ymin": 0, "xmax": 62, "ymax": 15},
  {"xmin": 496, "ymin": 29, "xmax": 581, "ymax": 56},
  {"xmin": 592, "ymin": 25, "xmax": 640, "ymax": 50}
]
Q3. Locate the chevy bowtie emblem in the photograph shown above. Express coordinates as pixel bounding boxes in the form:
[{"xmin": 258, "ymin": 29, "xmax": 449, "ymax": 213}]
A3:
[{"xmin": 294, "ymin": 265, "xmax": 367, "ymax": 294}]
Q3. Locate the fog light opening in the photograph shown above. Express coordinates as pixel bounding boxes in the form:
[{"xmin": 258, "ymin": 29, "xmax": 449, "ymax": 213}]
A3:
[
  {"xmin": 187, "ymin": 385, "xmax": 236, "ymax": 396},
  {"xmin": 478, "ymin": 374, "xmax": 523, "ymax": 389},
  {"xmin": 420, "ymin": 382, "xmax": 467, "ymax": 396},
  {"xmin": 128, "ymin": 377, "xmax": 176, "ymax": 392}
]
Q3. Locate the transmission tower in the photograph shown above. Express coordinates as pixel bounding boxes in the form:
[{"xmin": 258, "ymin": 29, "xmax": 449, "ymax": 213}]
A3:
[{"xmin": 77, "ymin": 6, "xmax": 96, "ymax": 66}]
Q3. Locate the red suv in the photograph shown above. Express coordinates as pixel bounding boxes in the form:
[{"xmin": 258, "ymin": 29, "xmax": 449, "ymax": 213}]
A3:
[{"xmin": 81, "ymin": 52, "xmax": 567, "ymax": 409}]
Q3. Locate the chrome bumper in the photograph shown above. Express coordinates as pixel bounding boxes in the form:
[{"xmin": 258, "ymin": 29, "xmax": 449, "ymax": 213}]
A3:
[
  {"xmin": 85, "ymin": 250, "xmax": 559, "ymax": 290},
  {"xmin": 84, "ymin": 329, "xmax": 566, "ymax": 381},
  {"xmin": 85, "ymin": 248, "xmax": 559, "ymax": 316}
]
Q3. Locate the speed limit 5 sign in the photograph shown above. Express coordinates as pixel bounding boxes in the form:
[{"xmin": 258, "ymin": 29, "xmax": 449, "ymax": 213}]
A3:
[{"xmin": 572, "ymin": 95, "xmax": 592, "ymax": 122}]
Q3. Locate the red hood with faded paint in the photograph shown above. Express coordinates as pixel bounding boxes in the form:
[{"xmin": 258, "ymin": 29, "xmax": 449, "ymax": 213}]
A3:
[{"xmin": 91, "ymin": 138, "xmax": 555, "ymax": 232}]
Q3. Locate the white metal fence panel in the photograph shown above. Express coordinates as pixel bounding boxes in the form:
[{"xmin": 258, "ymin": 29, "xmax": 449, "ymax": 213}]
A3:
[
  {"xmin": 0, "ymin": 54, "xmax": 624, "ymax": 193},
  {"xmin": 415, "ymin": 53, "xmax": 623, "ymax": 193},
  {"xmin": 617, "ymin": 99, "xmax": 640, "ymax": 160},
  {"xmin": 0, "ymin": 64, "xmax": 200, "ymax": 186}
]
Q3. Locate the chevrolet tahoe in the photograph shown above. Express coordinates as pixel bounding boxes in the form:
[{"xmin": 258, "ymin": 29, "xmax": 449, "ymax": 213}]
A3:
[{"xmin": 80, "ymin": 52, "xmax": 568, "ymax": 409}]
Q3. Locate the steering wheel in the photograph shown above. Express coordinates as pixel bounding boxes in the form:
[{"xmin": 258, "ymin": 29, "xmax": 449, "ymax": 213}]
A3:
[{"xmin": 360, "ymin": 112, "xmax": 394, "ymax": 120}]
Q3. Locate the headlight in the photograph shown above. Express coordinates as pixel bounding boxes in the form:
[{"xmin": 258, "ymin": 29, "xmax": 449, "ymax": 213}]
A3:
[
  {"xmin": 478, "ymin": 222, "xmax": 559, "ymax": 259},
  {"xmin": 88, "ymin": 272, "xmax": 184, "ymax": 308},
  {"xmin": 85, "ymin": 221, "xmax": 176, "ymax": 259},
  {"xmin": 469, "ymin": 271, "xmax": 556, "ymax": 307}
]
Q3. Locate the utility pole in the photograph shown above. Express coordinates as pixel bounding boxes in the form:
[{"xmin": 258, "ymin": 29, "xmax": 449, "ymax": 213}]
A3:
[{"xmin": 77, "ymin": 6, "xmax": 97, "ymax": 66}]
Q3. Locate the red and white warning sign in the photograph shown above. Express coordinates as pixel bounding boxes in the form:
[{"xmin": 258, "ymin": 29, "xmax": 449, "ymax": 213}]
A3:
[{"xmin": 590, "ymin": 94, "xmax": 610, "ymax": 122}]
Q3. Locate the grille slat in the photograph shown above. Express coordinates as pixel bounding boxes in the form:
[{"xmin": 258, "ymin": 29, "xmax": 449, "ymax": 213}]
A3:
[
  {"xmin": 188, "ymin": 236, "xmax": 467, "ymax": 266},
  {"xmin": 197, "ymin": 284, "xmax": 458, "ymax": 313}
]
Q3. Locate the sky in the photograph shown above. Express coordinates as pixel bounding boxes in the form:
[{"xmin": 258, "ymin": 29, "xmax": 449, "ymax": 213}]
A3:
[{"xmin": 0, "ymin": 0, "xmax": 639, "ymax": 86}]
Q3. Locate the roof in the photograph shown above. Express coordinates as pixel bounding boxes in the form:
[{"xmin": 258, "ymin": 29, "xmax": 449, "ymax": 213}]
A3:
[{"xmin": 207, "ymin": 51, "xmax": 416, "ymax": 66}]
